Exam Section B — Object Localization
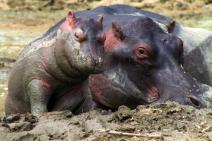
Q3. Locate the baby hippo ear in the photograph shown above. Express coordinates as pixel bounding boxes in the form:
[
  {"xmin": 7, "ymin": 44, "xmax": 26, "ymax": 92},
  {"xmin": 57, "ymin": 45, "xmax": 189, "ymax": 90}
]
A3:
[
  {"xmin": 97, "ymin": 15, "xmax": 104, "ymax": 30},
  {"xmin": 166, "ymin": 20, "xmax": 176, "ymax": 33},
  {"xmin": 67, "ymin": 11, "xmax": 77, "ymax": 27},
  {"xmin": 111, "ymin": 22, "xmax": 124, "ymax": 40}
]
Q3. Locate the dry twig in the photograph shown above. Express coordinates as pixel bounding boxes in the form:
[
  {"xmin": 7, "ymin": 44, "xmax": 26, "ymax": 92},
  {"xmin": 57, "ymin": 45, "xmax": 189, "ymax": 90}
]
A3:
[{"xmin": 98, "ymin": 129, "xmax": 162, "ymax": 138}]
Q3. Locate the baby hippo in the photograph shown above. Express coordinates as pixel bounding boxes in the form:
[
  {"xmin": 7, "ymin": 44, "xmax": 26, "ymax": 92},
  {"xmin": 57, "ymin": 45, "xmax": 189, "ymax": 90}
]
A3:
[{"xmin": 5, "ymin": 12, "xmax": 105, "ymax": 115}]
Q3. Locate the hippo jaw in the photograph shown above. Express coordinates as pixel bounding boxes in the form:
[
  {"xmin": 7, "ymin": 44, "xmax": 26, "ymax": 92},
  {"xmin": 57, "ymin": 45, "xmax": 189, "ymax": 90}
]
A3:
[
  {"xmin": 89, "ymin": 62, "xmax": 211, "ymax": 109},
  {"xmin": 56, "ymin": 29, "xmax": 104, "ymax": 74},
  {"xmin": 89, "ymin": 16, "xmax": 211, "ymax": 109},
  {"xmin": 89, "ymin": 64, "xmax": 160, "ymax": 109}
]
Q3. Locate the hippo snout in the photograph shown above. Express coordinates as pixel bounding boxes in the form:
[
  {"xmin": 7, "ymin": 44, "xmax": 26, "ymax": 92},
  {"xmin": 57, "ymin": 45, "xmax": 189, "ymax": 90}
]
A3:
[
  {"xmin": 185, "ymin": 84, "xmax": 212, "ymax": 108},
  {"xmin": 199, "ymin": 84, "xmax": 212, "ymax": 108},
  {"xmin": 186, "ymin": 95, "xmax": 207, "ymax": 108}
]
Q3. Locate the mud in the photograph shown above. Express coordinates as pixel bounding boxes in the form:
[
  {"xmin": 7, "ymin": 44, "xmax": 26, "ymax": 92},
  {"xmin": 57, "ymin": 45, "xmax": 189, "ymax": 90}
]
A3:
[{"xmin": 0, "ymin": 102, "xmax": 211, "ymax": 141}]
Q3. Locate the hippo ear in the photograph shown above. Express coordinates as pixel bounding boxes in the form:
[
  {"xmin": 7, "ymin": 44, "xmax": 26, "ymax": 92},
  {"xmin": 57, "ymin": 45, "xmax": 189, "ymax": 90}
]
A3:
[
  {"xmin": 111, "ymin": 22, "xmax": 124, "ymax": 40},
  {"xmin": 166, "ymin": 20, "xmax": 176, "ymax": 33},
  {"xmin": 97, "ymin": 16, "xmax": 103, "ymax": 30},
  {"xmin": 67, "ymin": 11, "xmax": 77, "ymax": 27}
]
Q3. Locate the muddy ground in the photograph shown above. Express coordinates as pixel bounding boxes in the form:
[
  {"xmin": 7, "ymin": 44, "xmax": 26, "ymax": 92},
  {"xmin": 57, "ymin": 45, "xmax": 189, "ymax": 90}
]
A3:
[
  {"xmin": 0, "ymin": 102, "xmax": 212, "ymax": 141},
  {"xmin": 0, "ymin": 0, "xmax": 212, "ymax": 140}
]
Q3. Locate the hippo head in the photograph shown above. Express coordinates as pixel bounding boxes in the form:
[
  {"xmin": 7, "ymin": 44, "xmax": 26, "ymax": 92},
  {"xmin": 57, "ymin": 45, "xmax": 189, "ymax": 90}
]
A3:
[
  {"xmin": 57, "ymin": 12, "xmax": 105, "ymax": 74},
  {"xmin": 89, "ymin": 17, "xmax": 212, "ymax": 109}
]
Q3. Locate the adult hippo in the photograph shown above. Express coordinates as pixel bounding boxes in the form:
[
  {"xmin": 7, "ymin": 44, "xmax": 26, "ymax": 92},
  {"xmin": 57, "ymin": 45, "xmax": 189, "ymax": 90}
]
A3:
[
  {"xmin": 89, "ymin": 17, "xmax": 212, "ymax": 109},
  {"xmin": 5, "ymin": 12, "xmax": 105, "ymax": 115}
]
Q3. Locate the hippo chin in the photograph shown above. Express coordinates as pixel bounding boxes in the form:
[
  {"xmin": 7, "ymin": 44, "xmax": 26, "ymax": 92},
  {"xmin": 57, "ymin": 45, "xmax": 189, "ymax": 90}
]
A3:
[
  {"xmin": 5, "ymin": 12, "xmax": 105, "ymax": 115},
  {"xmin": 89, "ymin": 17, "xmax": 212, "ymax": 109}
]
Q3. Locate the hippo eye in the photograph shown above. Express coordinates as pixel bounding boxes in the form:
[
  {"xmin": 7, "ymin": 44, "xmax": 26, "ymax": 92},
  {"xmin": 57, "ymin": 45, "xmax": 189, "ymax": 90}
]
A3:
[
  {"xmin": 135, "ymin": 47, "xmax": 149, "ymax": 59},
  {"xmin": 162, "ymin": 38, "xmax": 169, "ymax": 44},
  {"xmin": 133, "ymin": 46, "xmax": 152, "ymax": 65},
  {"xmin": 74, "ymin": 28, "xmax": 86, "ymax": 42}
]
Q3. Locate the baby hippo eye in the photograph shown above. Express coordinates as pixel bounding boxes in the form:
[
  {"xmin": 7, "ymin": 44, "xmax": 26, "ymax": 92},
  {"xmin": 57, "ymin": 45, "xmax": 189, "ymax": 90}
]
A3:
[
  {"xmin": 162, "ymin": 38, "xmax": 169, "ymax": 45},
  {"xmin": 74, "ymin": 28, "xmax": 86, "ymax": 42}
]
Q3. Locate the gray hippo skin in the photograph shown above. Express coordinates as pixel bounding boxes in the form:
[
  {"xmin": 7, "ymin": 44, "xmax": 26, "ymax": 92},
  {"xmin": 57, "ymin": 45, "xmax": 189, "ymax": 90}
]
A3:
[{"xmin": 5, "ymin": 12, "xmax": 105, "ymax": 115}]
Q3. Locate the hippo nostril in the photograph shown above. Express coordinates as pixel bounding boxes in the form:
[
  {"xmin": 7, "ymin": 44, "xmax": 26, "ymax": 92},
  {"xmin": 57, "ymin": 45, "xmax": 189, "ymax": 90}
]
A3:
[{"xmin": 187, "ymin": 96, "xmax": 201, "ymax": 108}]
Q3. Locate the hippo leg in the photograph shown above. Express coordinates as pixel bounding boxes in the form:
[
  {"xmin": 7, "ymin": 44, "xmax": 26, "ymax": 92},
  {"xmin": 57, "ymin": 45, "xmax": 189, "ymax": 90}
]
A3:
[
  {"xmin": 49, "ymin": 85, "xmax": 84, "ymax": 112},
  {"xmin": 73, "ymin": 94, "xmax": 100, "ymax": 114},
  {"xmin": 49, "ymin": 82, "xmax": 101, "ymax": 114},
  {"xmin": 27, "ymin": 79, "xmax": 52, "ymax": 115}
]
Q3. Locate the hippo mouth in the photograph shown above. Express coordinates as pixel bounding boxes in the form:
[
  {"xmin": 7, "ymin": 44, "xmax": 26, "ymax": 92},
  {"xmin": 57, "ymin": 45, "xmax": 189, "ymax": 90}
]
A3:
[
  {"xmin": 89, "ymin": 69, "xmax": 160, "ymax": 109},
  {"xmin": 82, "ymin": 53, "xmax": 104, "ymax": 71},
  {"xmin": 91, "ymin": 54, "xmax": 104, "ymax": 70}
]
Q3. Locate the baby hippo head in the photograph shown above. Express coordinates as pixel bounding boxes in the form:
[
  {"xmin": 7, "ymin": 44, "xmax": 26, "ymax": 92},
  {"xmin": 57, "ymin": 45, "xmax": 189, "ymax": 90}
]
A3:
[{"xmin": 57, "ymin": 12, "xmax": 105, "ymax": 74}]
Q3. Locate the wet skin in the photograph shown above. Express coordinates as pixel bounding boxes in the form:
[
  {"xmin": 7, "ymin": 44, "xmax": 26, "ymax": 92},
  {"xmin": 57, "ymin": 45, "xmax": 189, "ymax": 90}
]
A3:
[
  {"xmin": 89, "ymin": 17, "xmax": 210, "ymax": 109},
  {"xmin": 5, "ymin": 12, "xmax": 105, "ymax": 115}
]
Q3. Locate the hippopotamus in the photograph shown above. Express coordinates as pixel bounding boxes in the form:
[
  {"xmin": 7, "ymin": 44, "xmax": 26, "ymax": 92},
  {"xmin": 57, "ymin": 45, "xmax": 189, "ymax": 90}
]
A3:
[
  {"xmin": 5, "ymin": 12, "xmax": 105, "ymax": 115},
  {"xmin": 5, "ymin": 4, "xmax": 212, "ymax": 114}
]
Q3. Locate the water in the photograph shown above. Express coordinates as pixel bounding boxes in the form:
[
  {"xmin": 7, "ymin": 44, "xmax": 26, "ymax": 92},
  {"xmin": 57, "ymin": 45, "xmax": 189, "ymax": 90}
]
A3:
[
  {"xmin": 0, "ymin": 28, "xmax": 42, "ymax": 112},
  {"xmin": 0, "ymin": 67, "xmax": 9, "ymax": 94}
]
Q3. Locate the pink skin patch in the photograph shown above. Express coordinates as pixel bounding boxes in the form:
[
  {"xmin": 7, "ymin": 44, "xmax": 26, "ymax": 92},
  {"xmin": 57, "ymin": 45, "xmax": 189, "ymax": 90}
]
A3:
[
  {"xmin": 40, "ymin": 79, "xmax": 50, "ymax": 89},
  {"xmin": 146, "ymin": 82, "xmax": 159, "ymax": 100},
  {"xmin": 104, "ymin": 29, "xmax": 122, "ymax": 53},
  {"xmin": 60, "ymin": 20, "xmax": 72, "ymax": 31}
]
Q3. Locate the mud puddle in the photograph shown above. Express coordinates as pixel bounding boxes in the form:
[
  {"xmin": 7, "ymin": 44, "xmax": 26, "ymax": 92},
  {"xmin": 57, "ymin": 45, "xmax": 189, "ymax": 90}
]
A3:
[{"xmin": 0, "ymin": 102, "xmax": 211, "ymax": 141}]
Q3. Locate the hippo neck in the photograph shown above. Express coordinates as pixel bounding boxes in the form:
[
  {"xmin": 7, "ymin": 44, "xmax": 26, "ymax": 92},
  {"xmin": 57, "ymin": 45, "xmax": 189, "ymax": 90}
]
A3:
[{"xmin": 54, "ymin": 30, "xmax": 86, "ymax": 81}]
